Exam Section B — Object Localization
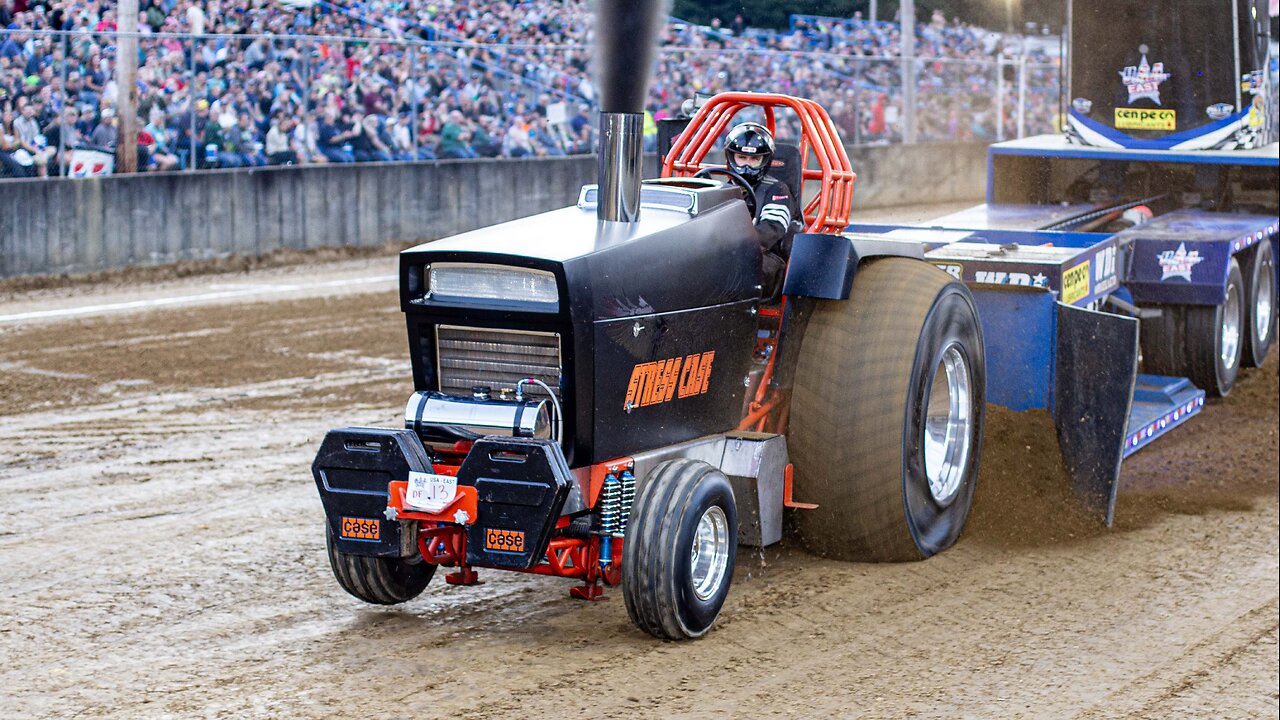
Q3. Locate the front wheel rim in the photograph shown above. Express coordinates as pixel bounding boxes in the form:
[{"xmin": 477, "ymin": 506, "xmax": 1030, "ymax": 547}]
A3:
[
  {"xmin": 1222, "ymin": 278, "xmax": 1242, "ymax": 369},
  {"xmin": 923, "ymin": 344, "xmax": 973, "ymax": 507},
  {"xmin": 690, "ymin": 505, "xmax": 730, "ymax": 601}
]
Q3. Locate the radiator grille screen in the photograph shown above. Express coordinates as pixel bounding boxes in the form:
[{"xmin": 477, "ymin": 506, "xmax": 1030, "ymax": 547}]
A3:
[{"xmin": 435, "ymin": 325, "xmax": 562, "ymax": 400}]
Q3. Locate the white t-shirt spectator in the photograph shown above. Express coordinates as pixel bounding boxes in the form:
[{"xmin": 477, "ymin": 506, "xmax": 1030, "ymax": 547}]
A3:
[
  {"xmin": 187, "ymin": 5, "xmax": 206, "ymax": 35},
  {"xmin": 502, "ymin": 121, "xmax": 534, "ymax": 157},
  {"xmin": 293, "ymin": 122, "xmax": 319, "ymax": 159},
  {"xmin": 13, "ymin": 114, "xmax": 41, "ymax": 147},
  {"xmin": 265, "ymin": 124, "xmax": 291, "ymax": 155},
  {"xmin": 389, "ymin": 121, "xmax": 412, "ymax": 154}
]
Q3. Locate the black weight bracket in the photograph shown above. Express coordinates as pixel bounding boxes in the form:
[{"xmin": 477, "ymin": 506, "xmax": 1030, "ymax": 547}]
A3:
[{"xmin": 458, "ymin": 437, "xmax": 573, "ymax": 570}]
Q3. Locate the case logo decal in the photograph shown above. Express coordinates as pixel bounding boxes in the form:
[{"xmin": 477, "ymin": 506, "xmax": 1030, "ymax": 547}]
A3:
[
  {"xmin": 624, "ymin": 351, "xmax": 716, "ymax": 409},
  {"xmin": 1119, "ymin": 51, "xmax": 1170, "ymax": 105},
  {"xmin": 1157, "ymin": 243, "xmax": 1204, "ymax": 282},
  {"xmin": 485, "ymin": 528, "xmax": 526, "ymax": 553},
  {"xmin": 1115, "ymin": 108, "xmax": 1176, "ymax": 130},
  {"xmin": 340, "ymin": 517, "xmax": 380, "ymax": 541}
]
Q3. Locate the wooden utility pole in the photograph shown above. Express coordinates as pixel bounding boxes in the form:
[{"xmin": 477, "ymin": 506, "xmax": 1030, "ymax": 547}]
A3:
[
  {"xmin": 116, "ymin": 0, "xmax": 139, "ymax": 173},
  {"xmin": 900, "ymin": 0, "xmax": 916, "ymax": 144}
]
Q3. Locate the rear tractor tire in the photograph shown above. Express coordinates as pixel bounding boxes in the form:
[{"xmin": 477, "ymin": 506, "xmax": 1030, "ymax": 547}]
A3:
[
  {"xmin": 622, "ymin": 459, "xmax": 737, "ymax": 640},
  {"xmin": 326, "ymin": 525, "xmax": 435, "ymax": 605},
  {"xmin": 789, "ymin": 258, "xmax": 986, "ymax": 562}
]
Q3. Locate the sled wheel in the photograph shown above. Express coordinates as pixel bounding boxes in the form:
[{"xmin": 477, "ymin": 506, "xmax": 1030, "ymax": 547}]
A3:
[
  {"xmin": 326, "ymin": 525, "xmax": 435, "ymax": 605},
  {"xmin": 789, "ymin": 258, "xmax": 986, "ymax": 562},
  {"xmin": 1242, "ymin": 241, "xmax": 1276, "ymax": 368},
  {"xmin": 1138, "ymin": 304, "xmax": 1183, "ymax": 376},
  {"xmin": 622, "ymin": 459, "xmax": 736, "ymax": 640},
  {"xmin": 1186, "ymin": 258, "xmax": 1245, "ymax": 397}
]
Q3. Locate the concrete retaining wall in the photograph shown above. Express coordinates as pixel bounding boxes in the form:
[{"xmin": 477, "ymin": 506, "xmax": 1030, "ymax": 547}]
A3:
[
  {"xmin": 847, "ymin": 142, "xmax": 987, "ymax": 208},
  {"xmin": 0, "ymin": 142, "xmax": 987, "ymax": 279}
]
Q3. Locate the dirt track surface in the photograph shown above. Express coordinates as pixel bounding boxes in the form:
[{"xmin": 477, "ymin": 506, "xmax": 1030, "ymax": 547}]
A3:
[{"xmin": 1, "ymin": 241, "xmax": 1277, "ymax": 719}]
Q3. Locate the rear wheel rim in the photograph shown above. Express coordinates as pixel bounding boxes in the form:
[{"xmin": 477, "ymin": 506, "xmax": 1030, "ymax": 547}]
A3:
[
  {"xmin": 923, "ymin": 344, "xmax": 972, "ymax": 507},
  {"xmin": 1222, "ymin": 277, "xmax": 1242, "ymax": 369},
  {"xmin": 1256, "ymin": 254, "xmax": 1274, "ymax": 346},
  {"xmin": 690, "ymin": 505, "xmax": 730, "ymax": 601}
]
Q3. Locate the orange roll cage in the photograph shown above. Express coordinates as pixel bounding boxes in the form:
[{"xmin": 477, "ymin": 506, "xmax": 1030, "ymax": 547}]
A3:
[{"xmin": 661, "ymin": 92, "xmax": 857, "ymax": 235}]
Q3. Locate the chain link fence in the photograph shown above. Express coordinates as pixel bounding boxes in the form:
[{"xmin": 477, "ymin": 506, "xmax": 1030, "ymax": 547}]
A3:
[{"xmin": 0, "ymin": 28, "xmax": 1059, "ymax": 178}]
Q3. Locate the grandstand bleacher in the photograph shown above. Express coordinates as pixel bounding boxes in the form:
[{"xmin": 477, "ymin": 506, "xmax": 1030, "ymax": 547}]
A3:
[{"xmin": 0, "ymin": 0, "xmax": 1059, "ymax": 177}]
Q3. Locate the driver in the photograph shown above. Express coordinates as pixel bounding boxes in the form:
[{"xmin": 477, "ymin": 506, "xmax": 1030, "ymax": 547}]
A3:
[{"xmin": 723, "ymin": 122, "xmax": 800, "ymax": 299}]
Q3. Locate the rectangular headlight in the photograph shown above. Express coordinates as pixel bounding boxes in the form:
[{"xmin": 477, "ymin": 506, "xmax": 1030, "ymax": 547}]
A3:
[{"xmin": 425, "ymin": 263, "xmax": 559, "ymax": 309}]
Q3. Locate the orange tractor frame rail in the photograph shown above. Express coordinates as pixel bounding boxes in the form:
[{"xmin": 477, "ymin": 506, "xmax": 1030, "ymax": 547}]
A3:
[{"xmin": 661, "ymin": 92, "xmax": 857, "ymax": 235}]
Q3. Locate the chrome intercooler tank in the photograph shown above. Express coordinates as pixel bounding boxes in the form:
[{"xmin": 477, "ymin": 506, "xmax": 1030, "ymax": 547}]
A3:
[{"xmin": 404, "ymin": 391, "xmax": 552, "ymax": 444}]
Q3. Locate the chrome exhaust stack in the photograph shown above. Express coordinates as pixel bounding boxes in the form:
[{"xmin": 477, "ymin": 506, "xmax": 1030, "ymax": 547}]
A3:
[
  {"xmin": 596, "ymin": 113, "xmax": 644, "ymax": 222},
  {"xmin": 593, "ymin": 0, "xmax": 664, "ymax": 223}
]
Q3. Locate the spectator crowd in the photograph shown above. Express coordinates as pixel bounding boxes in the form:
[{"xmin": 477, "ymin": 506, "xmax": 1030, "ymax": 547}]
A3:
[{"xmin": 0, "ymin": 0, "xmax": 1060, "ymax": 178}]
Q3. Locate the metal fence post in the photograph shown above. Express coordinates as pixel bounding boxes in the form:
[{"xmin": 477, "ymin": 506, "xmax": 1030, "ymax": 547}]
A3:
[
  {"xmin": 59, "ymin": 32, "xmax": 68, "ymax": 175},
  {"xmin": 852, "ymin": 72, "xmax": 863, "ymax": 146},
  {"xmin": 301, "ymin": 39, "xmax": 311, "ymax": 147},
  {"xmin": 410, "ymin": 42, "xmax": 419, "ymax": 160},
  {"xmin": 996, "ymin": 57, "xmax": 1005, "ymax": 142},
  {"xmin": 1017, "ymin": 52, "xmax": 1027, "ymax": 139},
  {"xmin": 188, "ymin": 36, "xmax": 197, "ymax": 170}
]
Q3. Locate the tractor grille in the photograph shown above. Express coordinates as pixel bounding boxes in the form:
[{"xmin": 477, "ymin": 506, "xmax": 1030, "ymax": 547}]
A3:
[{"xmin": 435, "ymin": 325, "xmax": 562, "ymax": 400}]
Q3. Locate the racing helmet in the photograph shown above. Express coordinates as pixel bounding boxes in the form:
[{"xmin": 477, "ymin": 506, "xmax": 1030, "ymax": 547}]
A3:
[{"xmin": 723, "ymin": 122, "xmax": 775, "ymax": 185}]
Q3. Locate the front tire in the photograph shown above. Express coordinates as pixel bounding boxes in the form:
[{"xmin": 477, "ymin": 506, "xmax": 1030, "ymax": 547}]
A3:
[
  {"xmin": 326, "ymin": 526, "xmax": 435, "ymax": 605},
  {"xmin": 789, "ymin": 258, "xmax": 986, "ymax": 562},
  {"xmin": 622, "ymin": 459, "xmax": 737, "ymax": 640}
]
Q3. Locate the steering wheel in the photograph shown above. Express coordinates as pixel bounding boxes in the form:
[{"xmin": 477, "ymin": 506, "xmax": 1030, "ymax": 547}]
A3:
[{"xmin": 693, "ymin": 166, "xmax": 757, "ymax": 218}]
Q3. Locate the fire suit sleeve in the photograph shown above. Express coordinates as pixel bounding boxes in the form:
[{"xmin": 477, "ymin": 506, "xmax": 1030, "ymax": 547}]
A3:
[{"xmin": 754, "ymin": 181, "xmax": 795, "ymax": 255}]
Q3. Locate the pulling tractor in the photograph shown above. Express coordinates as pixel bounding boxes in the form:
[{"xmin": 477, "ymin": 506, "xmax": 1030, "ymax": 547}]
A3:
[
  {"xmin": 311, "ymin": 0, "xmax": 1278, "ymax": 639},
  {"xmin": 313, "ymin": 84, "xmax": 989, "ymax": 639}
]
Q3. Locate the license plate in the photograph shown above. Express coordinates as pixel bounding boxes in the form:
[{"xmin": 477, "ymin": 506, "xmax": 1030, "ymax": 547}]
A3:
[
  {"xmin": 340, "ymin": 516, "xmax": 380, "ymax": 541},
  {"xmin": 405, "ymin": 471, "xmax": 457, "ymax": 513}
]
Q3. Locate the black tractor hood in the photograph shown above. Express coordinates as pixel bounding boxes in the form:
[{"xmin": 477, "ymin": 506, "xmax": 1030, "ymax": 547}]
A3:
[{"xmin": 399, "ymin": 181, "xmax": 761, "ymax": 324}]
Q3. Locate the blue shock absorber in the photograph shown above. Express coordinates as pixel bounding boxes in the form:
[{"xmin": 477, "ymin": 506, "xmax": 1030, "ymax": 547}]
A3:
[
  {"xmin": 598, "ymin": 472, "xmax": 620, "ymax": 566},
  {"xmin": 598, "ymin": 536, "xmax": 613, "ymax": 567},
  {"xmin": 617, "ymin": 467, "xmax": 635, "ymax": 538}
]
